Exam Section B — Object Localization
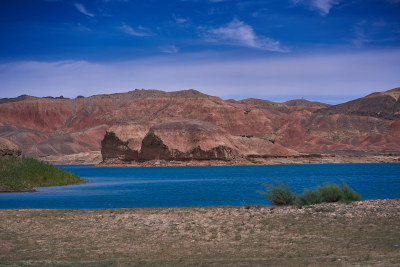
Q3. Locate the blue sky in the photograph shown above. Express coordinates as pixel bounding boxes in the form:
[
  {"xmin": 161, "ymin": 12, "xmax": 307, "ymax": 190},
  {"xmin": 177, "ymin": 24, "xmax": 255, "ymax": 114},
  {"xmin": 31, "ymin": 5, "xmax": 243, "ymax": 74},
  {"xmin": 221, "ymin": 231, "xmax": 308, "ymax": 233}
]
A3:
[{"xmin": 0, "ymin": 0, "xmax": 399, "ymax": 103}]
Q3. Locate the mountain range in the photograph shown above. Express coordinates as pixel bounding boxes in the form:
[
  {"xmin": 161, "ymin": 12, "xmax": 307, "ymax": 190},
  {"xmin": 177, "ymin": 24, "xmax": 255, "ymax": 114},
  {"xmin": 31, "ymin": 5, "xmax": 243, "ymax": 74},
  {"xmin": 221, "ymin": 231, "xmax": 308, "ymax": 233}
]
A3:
[{"xmin": 0, "ymin": 87, "xmax": 399, "ymax": 165}]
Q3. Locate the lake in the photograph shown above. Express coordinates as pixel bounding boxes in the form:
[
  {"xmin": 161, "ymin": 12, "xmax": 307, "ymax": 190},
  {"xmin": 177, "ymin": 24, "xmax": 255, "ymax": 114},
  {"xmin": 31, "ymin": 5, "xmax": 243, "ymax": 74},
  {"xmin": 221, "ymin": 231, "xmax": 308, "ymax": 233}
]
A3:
[{"xmin": 0, "ymin": 163, "xmax": 399, "ymax": 209}]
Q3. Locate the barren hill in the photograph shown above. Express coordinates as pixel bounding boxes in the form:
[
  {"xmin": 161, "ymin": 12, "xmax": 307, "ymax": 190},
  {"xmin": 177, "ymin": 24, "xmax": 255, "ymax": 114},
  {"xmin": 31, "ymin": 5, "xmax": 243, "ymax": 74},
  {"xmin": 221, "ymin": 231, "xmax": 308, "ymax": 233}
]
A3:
[
  {"xmin": 316, "ymin": 87, "xmax": 400, "ymax": 120},
  {"xmin": 0, "ymin": 87, "xmax": 399, "ymax": 164}
]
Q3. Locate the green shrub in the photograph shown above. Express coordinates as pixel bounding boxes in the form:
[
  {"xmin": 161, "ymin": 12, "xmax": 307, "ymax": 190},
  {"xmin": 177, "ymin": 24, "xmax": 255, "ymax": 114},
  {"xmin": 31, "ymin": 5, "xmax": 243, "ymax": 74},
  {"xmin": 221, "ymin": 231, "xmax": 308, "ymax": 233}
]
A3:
[
  {"xmin": 340, "ymin": 181, "xmax": 362, "ymax": 203},
  {"xmin": 296, "ymin": 180, "xmax": 361, "ymax": 206},
  {"xmin": 259, "ymin": 181, "xmax": 296, "ymax": 206},
  {"xmin": 317, "ymin": 182, "xmax": 343, "ymax": 203},
  {"xmin": 0, "ymin": 157, "xmax": 86, "ymax": 191},
  {"xmin": 260, "ymin": 180, "xmax": 361, "ymax": 207},
  {"xmin": 296, "ymin": 189, "xmax": 323, "ymax": 206}
]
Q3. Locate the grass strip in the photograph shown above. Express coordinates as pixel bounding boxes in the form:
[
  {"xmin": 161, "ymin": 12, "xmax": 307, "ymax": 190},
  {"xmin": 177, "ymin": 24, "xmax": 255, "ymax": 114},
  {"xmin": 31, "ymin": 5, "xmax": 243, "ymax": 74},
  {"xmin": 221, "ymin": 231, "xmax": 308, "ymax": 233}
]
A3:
[{"xmin": 0, "ymin": 157, "xmax": 86, "ymax": 192}]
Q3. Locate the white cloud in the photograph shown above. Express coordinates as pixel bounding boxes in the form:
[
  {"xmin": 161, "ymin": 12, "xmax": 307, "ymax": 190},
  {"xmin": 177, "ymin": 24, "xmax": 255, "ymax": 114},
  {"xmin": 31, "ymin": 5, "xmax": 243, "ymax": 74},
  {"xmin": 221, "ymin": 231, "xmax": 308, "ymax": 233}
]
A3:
[
  {"xmin": 173, "ymin": 15, "xmax": 189, "ymax": 25},
  {"xmin": 119, "ymin": 24, "xmax": 153, "ymax": 37},
  {"xmin": 1, "ymin": 50, "xmax": 399, "ymax": 103},
  {"xmin": 291, "ymin": 0, "xmax": 340, "ymax": 15},
  {"xmin": 313, "ymin": 0, "xmax": 339, "ymax": 14},
  {"xmin": 160, "ymin": 45, "xmax": 179, "ymax": 54},
  {"xmin": 74, "ymin": 3, "xmax": 94, "ymax": 17},
  {"xmin": 351, "ymin": 26, "xmax": 371, "ymax": 48},
  {"xmin": 204, "ymin": 19, "xmax": 289, "ymax": 52},
  {"xmin": 350, "ymin": 21, "xmax": 392, "ymax": 48}
]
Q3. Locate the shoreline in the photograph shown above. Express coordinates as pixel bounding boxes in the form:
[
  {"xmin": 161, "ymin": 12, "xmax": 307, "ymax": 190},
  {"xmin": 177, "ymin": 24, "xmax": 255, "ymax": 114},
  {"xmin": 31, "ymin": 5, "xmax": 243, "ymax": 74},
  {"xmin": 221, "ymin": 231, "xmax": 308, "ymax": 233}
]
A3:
[
  {"xmin": 2, "ymin": 198, "xmax": 399, "ymax": 210},
  {"xmin": 97, "ymin": 154, "xmax": 400, "ymax": 167},
  {"xmin": 0, "ymin": 189, "xmax": 36, "ymax": 193}
]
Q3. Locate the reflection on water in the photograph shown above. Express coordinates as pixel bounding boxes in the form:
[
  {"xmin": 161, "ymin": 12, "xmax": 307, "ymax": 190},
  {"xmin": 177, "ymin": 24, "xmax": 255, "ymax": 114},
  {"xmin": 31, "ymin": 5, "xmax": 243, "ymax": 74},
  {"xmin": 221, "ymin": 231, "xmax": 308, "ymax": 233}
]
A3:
[
  {"xmin": 39, "ymin": 178, "xmax": 228, "ymax": 190},
  {"xmin": 0, "ymin": 163, "xmax": 399, "ymax": 209}
]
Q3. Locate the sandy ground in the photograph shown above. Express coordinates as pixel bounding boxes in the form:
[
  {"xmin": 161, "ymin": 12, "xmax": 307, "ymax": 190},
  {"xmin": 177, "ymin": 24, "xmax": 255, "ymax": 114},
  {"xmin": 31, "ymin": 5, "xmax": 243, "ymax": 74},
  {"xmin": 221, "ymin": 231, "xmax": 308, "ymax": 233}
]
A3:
[{"xmin": 1, "ymin": 199, "xmax": 399, "ymax": 266}]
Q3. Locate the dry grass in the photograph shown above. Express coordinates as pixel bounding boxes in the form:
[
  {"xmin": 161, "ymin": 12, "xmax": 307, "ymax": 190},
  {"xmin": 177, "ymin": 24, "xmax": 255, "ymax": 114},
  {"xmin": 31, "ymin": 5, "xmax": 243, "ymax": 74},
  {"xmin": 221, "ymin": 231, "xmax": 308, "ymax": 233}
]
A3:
[{"xmin": 0, "ymin": 199, "xmax": 399, "ymax": 266}]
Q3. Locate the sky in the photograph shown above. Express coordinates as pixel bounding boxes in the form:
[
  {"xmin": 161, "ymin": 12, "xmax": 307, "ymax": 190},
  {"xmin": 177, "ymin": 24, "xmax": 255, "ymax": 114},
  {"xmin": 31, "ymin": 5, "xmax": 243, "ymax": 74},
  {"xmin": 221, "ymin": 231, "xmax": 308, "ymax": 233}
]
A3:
[{"xmin": 0, "ymin": 0, "xmax": 399, "ymax": 103}]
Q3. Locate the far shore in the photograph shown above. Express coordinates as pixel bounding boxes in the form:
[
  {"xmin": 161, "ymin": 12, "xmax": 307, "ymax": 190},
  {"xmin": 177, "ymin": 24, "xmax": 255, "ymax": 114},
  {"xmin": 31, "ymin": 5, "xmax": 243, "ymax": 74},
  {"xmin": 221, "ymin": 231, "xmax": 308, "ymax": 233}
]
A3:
[
  {"xmin": 35, "ymin": 150, "xmax": 400, "ymax": 166},
  {"xmin": 96, "ymin": 154, "xmax": 400, "ymax": 167}
]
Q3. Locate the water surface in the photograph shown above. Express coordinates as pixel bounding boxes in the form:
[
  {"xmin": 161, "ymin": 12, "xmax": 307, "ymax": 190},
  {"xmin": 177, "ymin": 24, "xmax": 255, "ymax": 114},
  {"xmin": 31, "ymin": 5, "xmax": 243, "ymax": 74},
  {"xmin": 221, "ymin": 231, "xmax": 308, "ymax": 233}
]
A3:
[{"xmin": 1, "ymin": 163, "xmax": 399, "ymax": 209}]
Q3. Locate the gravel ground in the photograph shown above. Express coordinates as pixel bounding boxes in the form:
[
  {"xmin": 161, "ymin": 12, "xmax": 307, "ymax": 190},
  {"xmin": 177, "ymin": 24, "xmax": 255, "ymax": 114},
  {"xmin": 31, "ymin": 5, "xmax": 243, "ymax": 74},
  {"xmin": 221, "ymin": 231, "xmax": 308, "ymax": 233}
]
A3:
[{"xmin": 1, "ymin": 199, "xmax": 399, "ymax": 266}]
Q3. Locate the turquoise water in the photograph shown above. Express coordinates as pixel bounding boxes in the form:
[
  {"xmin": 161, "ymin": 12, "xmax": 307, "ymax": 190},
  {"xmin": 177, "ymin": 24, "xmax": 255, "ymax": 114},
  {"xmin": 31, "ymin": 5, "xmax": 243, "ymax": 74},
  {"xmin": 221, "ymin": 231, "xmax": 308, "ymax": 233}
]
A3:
[{"xmin": 0, "ymin": 163, "xmax": 399, "ymax": 209}]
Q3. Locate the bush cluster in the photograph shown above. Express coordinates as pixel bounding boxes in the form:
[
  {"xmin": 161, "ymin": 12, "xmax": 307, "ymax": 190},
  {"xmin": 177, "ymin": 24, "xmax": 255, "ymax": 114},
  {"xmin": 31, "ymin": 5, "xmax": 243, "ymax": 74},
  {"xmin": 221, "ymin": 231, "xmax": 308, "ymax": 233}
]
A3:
[{"xmin": 260, "ymin": 180, "xmax": 361, "ymax": 206}]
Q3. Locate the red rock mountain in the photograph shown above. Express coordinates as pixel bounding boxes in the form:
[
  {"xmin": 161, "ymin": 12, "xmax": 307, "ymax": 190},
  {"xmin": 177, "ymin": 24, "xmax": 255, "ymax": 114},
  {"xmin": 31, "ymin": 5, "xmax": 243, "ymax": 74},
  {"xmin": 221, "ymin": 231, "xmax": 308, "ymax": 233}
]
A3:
[{"xmin": 0, "ymin": 87, "xmax": 399, "ymax": 163}]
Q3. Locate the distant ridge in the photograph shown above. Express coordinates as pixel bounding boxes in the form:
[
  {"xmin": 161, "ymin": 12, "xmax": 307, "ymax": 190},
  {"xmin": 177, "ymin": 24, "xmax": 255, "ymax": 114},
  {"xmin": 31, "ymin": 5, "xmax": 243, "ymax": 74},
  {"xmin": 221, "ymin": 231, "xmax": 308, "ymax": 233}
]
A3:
[
  {"xmin": 0, "ymin": 95, "xmax": 38, "ymax": 104},
  {"xmin": 316, "ymin": 87, "xmax": 400, "ymax": 120}
]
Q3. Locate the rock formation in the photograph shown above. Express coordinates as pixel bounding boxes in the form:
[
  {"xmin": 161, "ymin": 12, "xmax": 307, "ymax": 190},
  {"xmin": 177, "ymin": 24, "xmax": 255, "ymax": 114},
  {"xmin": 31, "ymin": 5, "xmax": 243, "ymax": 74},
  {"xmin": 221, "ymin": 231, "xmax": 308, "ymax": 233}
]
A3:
[
  {"xmin": 0, "ymin": 137, "xmax": 21, "ymax": 157},
  {"xmin": 101, "ymin": 119, "xmax": 298, "ymax": 163},
  {"xmin": 0, "ymin": 87, "xmax": 399, "ymax": 164}
]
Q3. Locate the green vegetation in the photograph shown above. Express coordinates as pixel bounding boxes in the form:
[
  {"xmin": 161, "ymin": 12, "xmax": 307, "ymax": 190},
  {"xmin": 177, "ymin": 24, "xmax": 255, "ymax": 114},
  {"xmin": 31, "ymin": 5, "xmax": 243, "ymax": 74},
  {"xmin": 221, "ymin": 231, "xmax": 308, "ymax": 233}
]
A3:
[
  {"xmin": 0, "ymin": 157, "xmax": 86, "ymax": 192},
  {"xmin": 297, "ymin": 181, "xmax": 362, "ymax": 205},
  {"xmin": 260, "ymin": 180, "xmax": 361, "ymax": 206},
  {"xmin": 246, "ymin": 157, "xmax": 260, "ymax": 164},
  {"xmin": 259, "ymin": 180, "xmax": 296, "ymax": 205}
]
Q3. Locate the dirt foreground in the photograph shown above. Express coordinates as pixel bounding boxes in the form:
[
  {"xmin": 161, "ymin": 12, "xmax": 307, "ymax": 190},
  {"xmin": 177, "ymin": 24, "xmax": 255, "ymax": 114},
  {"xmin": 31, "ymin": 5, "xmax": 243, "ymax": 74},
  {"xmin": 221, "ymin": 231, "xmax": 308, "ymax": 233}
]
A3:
[{"xmin": 1, "ymin": 199, "xmax": 399, "ymax": 266}]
